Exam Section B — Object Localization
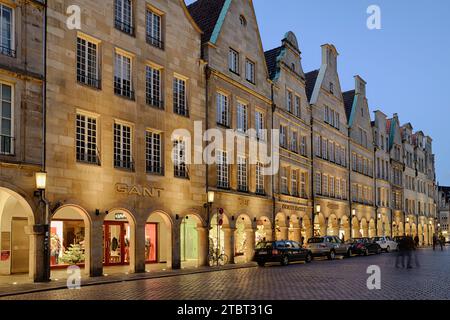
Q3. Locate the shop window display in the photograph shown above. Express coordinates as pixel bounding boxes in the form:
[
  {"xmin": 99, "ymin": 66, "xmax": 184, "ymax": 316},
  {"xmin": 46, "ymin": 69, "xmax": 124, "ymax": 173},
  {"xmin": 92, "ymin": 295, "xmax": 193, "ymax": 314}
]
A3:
[
  {"xmin": 180, "ymin": 218, "xmax": 198, "ymax": 262},
  {"xmin": 209, "ymin": 216, "xmax": 225, "ymax": 255},
  {"xmin": 235, "ymin": 221, "xmax": 247, "ymax": 257},
  {"xmin": 50, "ymin": 220, "xmax": 86, "ymax": 267},
  {"xmin": 145, "ymin": 223, "xmax": 157, "ymax": 263}
]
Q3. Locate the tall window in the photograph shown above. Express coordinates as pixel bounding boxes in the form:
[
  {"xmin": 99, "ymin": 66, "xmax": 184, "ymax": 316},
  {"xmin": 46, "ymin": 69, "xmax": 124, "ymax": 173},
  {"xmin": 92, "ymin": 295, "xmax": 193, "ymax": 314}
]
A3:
[
  {"xmin": 255, "ymin": 111, "xmax": 265, "ymax": 140},
  {"xmin": 237, "ymin": 102, "xmax": 248, "ymax": 133},
  {"xmin": 114, "ymin": 123, "xmax": 133, "ymax": 170},
  {"xmin": 0, "ymin": 4, "xmax": 14, "ymax": 57},
  {"xmin": 216, "ymin": 92, "xmax": 229, "ymax": 127},
  {"xmin": 245, "ymin": 59, "xmax": 255, "ymax": 84},
  {"xmin": 330, "ymin": 177, "xmax": 335, "ymax": 198},
  {"xmin": 323, "ymin": 175, "xmax": 329, "ymax": 196},
  {"xmin": 76, "ymin": 114, "xmax": 98, "ymax": 164},
  {"xmin": 342, "ymin": 180, "xmax": 347, "ymax": 199},
  {"xmin": 228, "ymin": 48, "xmax": 239, "ymax": 74},
  {"xmin": 315, "ymin": 172, "xmax": 322, "ymax": 195},
  {"xmin": 256, "ymin": 162, "xmax": 265, "ymax": 194},
  {"xmin": 300, "ymin": 172, "xmax": 307, "ymax": 198},
  {"xmin": 300, "ymin": 136, "xmax": 307, "ymax": 156},
  {"xmin": 217, "ymin": 151, "xmax": 229, "ymax": 189},
  {"xmin": 286, "ymin": 90, "xmax": 293, "ymax": 113},
  {"xmin": 291, "ymin": 170, "xmax": 298, "ymax": 196},
  {"xmin": 281, "ymin": 167, "xmax": 288, "ymax": 194},
  {"xmin": 290, "ymin": 131, "xmax": 298, "ymax": 153},
  {"xmin": 295, "ymin": 96, "xmax": 301, "ymax": 118},
  {"xmin": 114, "ymin": 52, "xmax": 133, "ymax": 99},
  {"xmin": 146, "ymin": 131, "xmax": 162, "ymax": 174},
  {"xmin": 336, "ymin": 179, "xmax": 341, "ymax": 199},
  {"xmin": 237, "ymin": 156, "xmax": 248, "ymax": 192},
  {"xmin": 0, "ymin": 84, "xmax": 12, "ymax": 155},
  {"xmin": 114, "ymin": 0, "xmax": 134, "ymax": 35},
  {"xmin": 146, "ymin": 65, "xmax": 162, "ymax": 108},
  {"xmin": 146, "ymin": 9, "xmax": 163, "ymax": 49},
  {"xmin": 173, "ymin": 77, "xmax": 188, "ymax": 116},
  {"xmin": 173, "ymin": 139, "xmax": 188, "ymax": 178},
  {"xmin": 77, "ymin": 37, "xmax": 100, "ymax": 88},
  {"xmin": 280, "ymin": 125, "xmax": 287, "ymax": 148}
]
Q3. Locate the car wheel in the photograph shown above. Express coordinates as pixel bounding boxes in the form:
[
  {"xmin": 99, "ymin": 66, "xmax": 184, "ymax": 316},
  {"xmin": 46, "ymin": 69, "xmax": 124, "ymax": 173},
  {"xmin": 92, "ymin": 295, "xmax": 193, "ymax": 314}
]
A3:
[
  {"xmin": 364, "ymin": 248, "xmax": 369, "ymax": 256},
  {"xmin": 257, "ymin": 261, "xmax": 265, "ymax": 267},
  {"xmin": 347, "ymin": 249, "xmax": 352, "ymax": 258},
  {"xmin": 281, "ymin": 255, "xmax": 289, "ymax": 266},
  {"xmin": 377, "ymin": 247, "xmax": 382, "ymax": 255},
  {"xmin": 305, "ymin": 253, "xmax": 313, "ymax": 263},
  {"xmin": 386, "ymin": 246, "xmax": 391, "ymax": 253},
  {"xmin": 328, "ymin": 250, "xmax": 336, "ymax": 260}
]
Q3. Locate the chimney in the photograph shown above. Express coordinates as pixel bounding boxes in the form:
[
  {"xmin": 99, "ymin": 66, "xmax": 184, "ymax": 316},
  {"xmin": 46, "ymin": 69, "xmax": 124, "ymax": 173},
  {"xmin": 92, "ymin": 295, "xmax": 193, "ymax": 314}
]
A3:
[
  {"xmin": 354, "ymin": 75, "xmax": 366, "ymax": 97},
  {"xmin": 321, "ymin": 44, "xmax": 339, "ymax": 70}
]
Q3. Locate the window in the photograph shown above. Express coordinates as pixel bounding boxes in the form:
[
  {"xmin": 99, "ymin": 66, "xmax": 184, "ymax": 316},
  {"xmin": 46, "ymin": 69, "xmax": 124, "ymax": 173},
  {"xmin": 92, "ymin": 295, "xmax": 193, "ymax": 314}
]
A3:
[
  {"xmin": 237, "ymin": 102, "xmax": 248, "ymax": 133},
  {"xmin": 114, "ymin": 122, "xmax": 133, "ymax": 170},
  {"xmin": 146, "ymin": 65, "xmax": 163, "ymax": 108},
  {"xmin": 237, "ymin": 156, "xmax": 248, "ymax": 192},
  {"xmin": 76, "ymin": 113, "xmax": 98, "ymax": 164},
  {"xmin": 239, "ymin": 15, "xmax": 247, "ymax": 26},
  {"xmin": 216, "ymin": 92, "xmax": 229, "ymax": 127},
  {"xmin": 336, "ymin": 113, "xmax": 340, "ymax": 130},
  {"xmin": 255, "ymin": 111, "xmax": 265, "ymax": 140},
  {"xmin": 245, "ymin": 59, "xmax": 255, "ymax": 84},
  {"xmin": 329, "ymin": 142, "xmax": 335, "ymax": 162},
  {"xmin": 295, "ymin": 96, "xmax": 301, "ymax": 118},
  {"xmin": 323, "ymin": 175, "xmax": 329, "ymax": 196},
  {"xmin": 77, "ymin": 37, "xmax": 100, "ymax": 88},
  {"xmin": 115, "ymin": 0, "xmax": 134, "ymax": 35},
  {"xmin": 324, "ymin": 106, "xmax": 329, "ymax": 123},
  {"xmin": 173, "ymin": 139, "xmax": 188, "ymax": 178},
  {"xmin": 0, "ymin": 84, "xmax": 13, "ymax": 155},
  {"xmin": 0, "ymin": 4, "xmax": 14, "ymax": 57},
  {"xmin": 330, "ymin": 177, "xmax": 335, "ymax": 198},
  {"xmin": 286, "ymin": 90, "xmax": 293, "ymax": 113},
  {"xmin": 322, "ymin": 138, "xmax": 328, "ymax": 160},
  {"xmin": 300, "ymin": 172, "xmax": 307, "ymax": 198},
  {"xmin": 146, "ymin": 9, "xmax": 163, "ymax": 49},
  {"xmin": 114, "ymin": 51, "xmax": 133, "ymax": 99},
  {"xmin": 342, "ymin": 180, "xmax": 347, "ymax": 199},
  {"xmin": 300, "ymin": 136, "xmax": 307, "ymax": 156},
  {"xmin": 173, "ymin": 77, "xmax": 188, "ymax": 116},
  {"xmin": 315, "ymin": 135, "xmax": 321, "ymax": 157},
  {"xmin": 336, "ymin": 179, "xmax": 341, "ymax": 199},
  {"xmin": 315, "ymin": 172, "xmax": 322, "ymax": 195},
  {"xmin": 217, "ymin": 151, "xmax": 229, "ymax": 189},
  {"xmin": 256, "ymin": 162, "xmax": 265, "ymax": 194},
  {"xmin": 329, "ymin": 82, "xmax": 334, "ymax": 94},
  {"xmin": 229, "ymin": 48, "xmax": 239, "ymax": 74},
  {"xmin": 146, "ymin": 131, "xmax": 163, "ymax": 174},
  {"xmin": 291, "ymin": 170, "xmax": 298, "ymax": 196},
  {"xmin": 280, "ymin": 125, "xmax": 287, "ymax": 148},
  {"xmin": 290, "ymin": 131, "xmax": 298, "ymax": 153},
  {"xmin": 281, "ymin": 167, "xmax": 288, "ymax": 194}
]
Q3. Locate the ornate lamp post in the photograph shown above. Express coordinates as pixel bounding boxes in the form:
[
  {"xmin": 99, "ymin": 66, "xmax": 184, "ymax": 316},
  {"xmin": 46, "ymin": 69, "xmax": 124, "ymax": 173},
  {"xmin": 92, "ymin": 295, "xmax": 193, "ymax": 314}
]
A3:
[
  {"xmin": 204, "ymin": 191, "xmax": 215, "ymax": 266},
  {"xmin": 35, "ymin": 171, "xmax": 50, "ymax": 282}
]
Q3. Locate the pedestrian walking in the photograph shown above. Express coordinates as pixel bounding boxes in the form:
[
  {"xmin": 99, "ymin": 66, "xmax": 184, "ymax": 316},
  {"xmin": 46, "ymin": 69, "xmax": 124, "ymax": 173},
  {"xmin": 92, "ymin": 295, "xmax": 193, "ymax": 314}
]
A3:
[
  {"xmin": 440, "ymin": 235, "xmax": 445, "ymax": 251},
  {"xmin": 414, "ymin": 235, "xmax": 420, "ymax": 248},
  {"xmin": 395, "ymin": 237, "xmax": 406, "ymax": 268},
  {"xmin": 433, "ymin": 234, "xmax": 438, "ymax": 251},
  {"xmin": 405, "ymin": 236, "xmax": 414, "ymax": 269}
]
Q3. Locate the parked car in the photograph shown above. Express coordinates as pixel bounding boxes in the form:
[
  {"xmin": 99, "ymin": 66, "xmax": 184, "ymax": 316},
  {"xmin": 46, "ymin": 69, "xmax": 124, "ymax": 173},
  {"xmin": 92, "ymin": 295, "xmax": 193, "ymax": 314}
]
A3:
[
  {"xmin": 254, "ymin": 240, "xmax": 313, "ymax": 267},
  {"xmin": 347, "ymin": 238, "xmax": 382, "ymax": 256},
  {"xmin": 372, "ymin": 236, "xmax": 398, "ymax": 252},
  {"xmin": 305, "ymin": 236, "xmax": 351, "ymax": 260}
]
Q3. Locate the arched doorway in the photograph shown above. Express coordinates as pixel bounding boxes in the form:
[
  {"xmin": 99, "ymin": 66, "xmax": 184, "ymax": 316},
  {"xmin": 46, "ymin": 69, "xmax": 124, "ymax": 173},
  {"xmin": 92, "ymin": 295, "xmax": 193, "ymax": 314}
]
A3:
[
  {"xmin": 180, "ymin": 214, "xmax": 202, "ymax": 268},
  {"xmin": 235, "ymin": 214, "xmax": 254, "ymax": 263},
  {"xmin": 0, "ymin": 188, "xmax": 34, "ymax": 278},
  {"xmin": 50, "ymin": 205, "xmax": 91, "ymax": 277},
  {"xmin": 103, "ymin": 209, "xmax": 136, "ymax": 273},
  {"xmin": 146, "ymin": 211, "xmax": 172, "ymax": 269},
  {"xmin": 255, "ymin": 216, "xmax": 271, "ymax": 244},
  {"xmin": 288, "ymin": 215, "xmax": 301, "ymax": 242},
  {"xmin": 398, "ymin": 221, "xmax": 404, "ymax": 236},
  {"xmin": 301, "ymin": 216, "xmax": 312, "ymax": 244},
  {"xmin": 351, "ymin": 217, "xmax": 360, "ymax": 238},
  {"xmin": 339, "ymin": 216, "xmax": 350, "ymax": 242},
  {"xmin": 360, "ymin": 218, "xmax": 368, "ymax": 237},
  {"xmin": 209, "ymin": 213, "xmax": 228, "ymax": 256},
  {"xmin": 411, "ymin": 223, "xmax": 417, "ymax": 238},
  {"xmin": 382, "ymin": 216, "xmax": 390, "ymax": 237},
  {"xmin": 314, "ymin": 213, "xmax": 326, "ymax": 237},
  {"xmin": 405, "ymin": 222, "xmax": 411, "ymax": 236},
  {"xmin": 418, "ymin": 224, "xmax": 423, "ymax": 246},
  {"xmin": 275, "ymin": 213, "xmax": 288, "ymax": 241},
  {"xmin": 369, "ymin": 219, "xmax": 376, "ymax": 238},
  {"xmin": 327, "ymin": 214, "xmax": 339, "ymax": 236}
]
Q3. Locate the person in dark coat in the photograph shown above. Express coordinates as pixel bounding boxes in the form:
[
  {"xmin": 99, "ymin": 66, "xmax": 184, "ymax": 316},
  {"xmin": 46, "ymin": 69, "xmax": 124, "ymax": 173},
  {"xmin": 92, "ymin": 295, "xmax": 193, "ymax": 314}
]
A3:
[
  {"xmin": 414, "ymin": 235, "xmax": 420, "ymax": 248},
  {"xmin": 395, "ymin": 237, "xmax": 406, "ymax": 268},
  {"xmin": 433, "ymin": 234, "xmax": 438, "ymax": 251}
]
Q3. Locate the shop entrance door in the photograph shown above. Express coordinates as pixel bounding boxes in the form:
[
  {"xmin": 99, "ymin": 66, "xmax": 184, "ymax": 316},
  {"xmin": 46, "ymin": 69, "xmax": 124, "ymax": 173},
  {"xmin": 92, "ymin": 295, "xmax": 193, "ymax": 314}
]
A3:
[
  {"xmin": 11, "ymin": 218, "xmax": 29, "ymax": 274},
  {"xmin": 103, "ymin": 222, "xmax": 130, "ymax": 266}
]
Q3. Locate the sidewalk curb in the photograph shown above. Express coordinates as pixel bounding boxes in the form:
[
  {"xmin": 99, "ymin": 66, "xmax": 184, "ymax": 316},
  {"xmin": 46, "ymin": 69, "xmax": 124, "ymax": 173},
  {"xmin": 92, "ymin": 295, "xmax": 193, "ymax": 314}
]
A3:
[{"xmin": 0, "ymin": 263, "xmax": 257, "ymax": 298}]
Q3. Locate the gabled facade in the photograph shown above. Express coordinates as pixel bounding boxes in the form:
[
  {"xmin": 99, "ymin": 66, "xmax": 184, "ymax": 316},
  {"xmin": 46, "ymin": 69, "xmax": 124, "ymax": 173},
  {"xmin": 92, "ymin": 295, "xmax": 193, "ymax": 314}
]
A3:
[
  {"xmin": 265, "ymin": 32, "xmax": 312, "ymax": 244},
  {"xmin": 344, "ymin": 76, "xmax": 376, "ymax": 238},
  {"xmin": 189, "ymin": 0, "xmax": 273, "ymax": 264},
  {"xmin": 306, "ymin": 44, "xmax": 350, "ymax": 239}
]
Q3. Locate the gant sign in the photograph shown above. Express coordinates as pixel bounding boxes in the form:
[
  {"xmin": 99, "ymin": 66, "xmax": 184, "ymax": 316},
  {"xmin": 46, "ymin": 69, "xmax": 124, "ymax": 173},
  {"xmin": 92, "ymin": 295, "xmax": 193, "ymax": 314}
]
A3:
[{"xmin": 115, "ymin": 183, "xmax": 164, "ymax": 198}]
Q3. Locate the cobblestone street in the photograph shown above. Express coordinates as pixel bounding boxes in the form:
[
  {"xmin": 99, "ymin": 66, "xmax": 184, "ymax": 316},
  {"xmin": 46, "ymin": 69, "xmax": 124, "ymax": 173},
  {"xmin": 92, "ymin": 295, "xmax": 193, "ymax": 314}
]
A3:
[{"xmin": 1, "ymin": 248, "xmax": 449, "ymax": 300}]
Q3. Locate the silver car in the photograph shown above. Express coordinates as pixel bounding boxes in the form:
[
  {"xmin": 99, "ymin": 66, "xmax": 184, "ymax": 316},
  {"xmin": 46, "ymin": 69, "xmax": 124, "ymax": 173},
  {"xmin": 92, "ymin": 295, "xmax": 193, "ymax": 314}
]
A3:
[
  {"xmin": 372, "ymin": 236, "xmax": 398, "ymax": 252},
  {"xmin": 306, "ymin": 236, "xmax": 351, "ymax": 260}
]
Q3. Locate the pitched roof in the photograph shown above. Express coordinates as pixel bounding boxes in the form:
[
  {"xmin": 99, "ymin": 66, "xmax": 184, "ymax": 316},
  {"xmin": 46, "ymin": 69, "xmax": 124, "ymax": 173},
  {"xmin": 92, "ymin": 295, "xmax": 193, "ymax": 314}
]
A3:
[
  {"xmin": 264, "ymin": 46, "xmax": 282, "ymax": 80},
  {"xmin": 342, "ymin": 90, "xmax": 355, "ymax": 122},
  {"xmin": 187, "ymin": 0, "xmax": 227, "ymax": 44},
  {"xmin": 305, "ymin": 70, "xmax": 319, "ymax": 102}
]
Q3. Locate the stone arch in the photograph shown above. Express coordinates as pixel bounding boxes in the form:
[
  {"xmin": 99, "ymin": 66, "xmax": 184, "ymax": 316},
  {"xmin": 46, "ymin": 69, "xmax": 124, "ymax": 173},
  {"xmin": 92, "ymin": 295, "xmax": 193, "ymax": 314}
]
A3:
[
  {"xmin": 314, "ymin": 213, "xmax": 326, "ymax": 237},
  {"xmin": 180, "ymin": 213, "xmax": 204, "ymax": 267},
  {"xmin": 287, "ymin": 214, "xmax": 301, "ymax": 242},
  {"xmin": 275, "ymin": 212, "xmax": 288, "ymax": 241},
  {"xmin": 351, "ymin": 217, "xmax": 360, "ymax": 238},
  {"xmin": 369, "ymin": 219, "xmax": 376, "ymax": 238},
  {"xmin": 51, "ymin": 205, "xmax": 92, "ymax": 277},
  {"xmin": 255, "ymin": 216, "xmax": 272, "ymax": 243},
  {"xmin": 301, "ymin": 215, "xmax": 312, "ymax": 243},
  {"xmin": 0, "ymin": 187, "xmax": 35, "ymax": 278},
  {"xmin": 146, "ymin": 210, "xmax": 173, "ymax": 269},
  {"xmin": 340, "ymin": 216, "xmax": 350, "ymax": 241},
  {"xmin": 235, "ymin": 214, "xmax": 254, "ymax": 263},
  {"xmin": 327, "ymin": 214, "xmax": 339, "ymax": 236}
]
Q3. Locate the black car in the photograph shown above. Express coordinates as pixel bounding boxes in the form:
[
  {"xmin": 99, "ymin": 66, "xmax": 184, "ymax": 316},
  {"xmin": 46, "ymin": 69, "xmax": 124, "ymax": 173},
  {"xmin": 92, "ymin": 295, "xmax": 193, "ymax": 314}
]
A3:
[
  {"xmin": 254, "ymin": 240, "xmax": 313, "ymax": 267},
  {"xmin": 347, "ymin": 238, "xmax": 382, "ymax": 256}
]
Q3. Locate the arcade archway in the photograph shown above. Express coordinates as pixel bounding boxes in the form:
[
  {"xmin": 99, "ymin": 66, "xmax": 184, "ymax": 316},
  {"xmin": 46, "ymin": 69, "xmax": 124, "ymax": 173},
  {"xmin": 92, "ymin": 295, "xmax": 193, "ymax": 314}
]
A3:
[{"xmin": 146, "ymin": 211, "xmax": 172, "ymax": 269}]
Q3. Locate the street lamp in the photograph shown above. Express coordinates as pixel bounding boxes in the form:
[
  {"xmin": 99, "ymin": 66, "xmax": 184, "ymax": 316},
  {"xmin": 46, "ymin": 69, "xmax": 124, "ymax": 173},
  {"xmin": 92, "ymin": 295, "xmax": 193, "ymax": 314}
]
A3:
[
  {"xmin": 207, "ymin": 191, "xmax": 215, "ymax": 204},
  {"xmin": 35, "ymin": 171, "xmax": 47, "ymax": 190},
  {"xmin": 205, "ymin": 191, "xmax": 215, "ymax": 267},
  {"xmin": 35, "ymin": 171, "xmax": 50, "ymax": 282}
]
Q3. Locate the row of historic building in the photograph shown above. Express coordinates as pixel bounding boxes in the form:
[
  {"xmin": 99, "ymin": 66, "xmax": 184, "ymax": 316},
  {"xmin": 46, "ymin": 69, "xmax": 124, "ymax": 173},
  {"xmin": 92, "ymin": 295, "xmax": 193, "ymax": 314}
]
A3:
[{"xmin": 0, "ymin": 0, "xmax": 439, "ymax": 282}]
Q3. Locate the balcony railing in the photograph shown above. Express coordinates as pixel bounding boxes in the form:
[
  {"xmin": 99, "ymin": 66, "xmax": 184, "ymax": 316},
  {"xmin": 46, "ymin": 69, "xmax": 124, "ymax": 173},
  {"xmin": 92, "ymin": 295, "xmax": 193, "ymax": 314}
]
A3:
[
  {"xmin": 115, "ymin": 19, "xmax": 135, "ymax": 36},
  {"xmin": 76, "ymin": 151, "xmax": 100, "ymax": 166},
  {"xmin": 146, "ymin": 165, "xmax": 164, "ymax": 175},
  {"xmin": 174, "ymin": 104, "xmax": 189, "ymax": 117},
  {"xmin": 77, "ymin": 73, "xmax": 101, "ymax": 89},
  {"xmin": 0, "ymin": 46, "xmax": 15, "ymax": 58},
  {"xmin": 146, "ymin": 35, "xmax": 164, "ymax": 50},
  {"xmin": 0, "ymin": 135, "xmax": 14, "ymax": 155},
  {"xmin": 114, "ymin": 158, "xmax": 134, "ymax": 171},
  {"xmin": 146, "ymin": 96, "xmax": 164, "ymax": 109},
  {"xmin": 114, "ymin": 81, "xmax": 135, "ymax": 100}
]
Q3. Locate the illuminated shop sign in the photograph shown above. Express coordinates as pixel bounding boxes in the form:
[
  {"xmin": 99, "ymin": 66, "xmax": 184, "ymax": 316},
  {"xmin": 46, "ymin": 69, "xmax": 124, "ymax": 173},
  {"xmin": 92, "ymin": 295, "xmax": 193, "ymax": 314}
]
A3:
[{"xmin": 115, "ymin": 183, "xmax": 164, "ymax": 198}]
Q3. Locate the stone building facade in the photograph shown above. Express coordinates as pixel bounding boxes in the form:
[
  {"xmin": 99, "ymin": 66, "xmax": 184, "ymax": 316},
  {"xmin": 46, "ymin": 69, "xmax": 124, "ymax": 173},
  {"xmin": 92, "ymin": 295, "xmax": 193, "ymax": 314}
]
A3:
[
  {"xmin": 0, "ymin": 0, "xmax": 45, "ymax": 281},
  {"xmin": 438, "ymin": 186, "xmax": 450, "ymax": 242}
]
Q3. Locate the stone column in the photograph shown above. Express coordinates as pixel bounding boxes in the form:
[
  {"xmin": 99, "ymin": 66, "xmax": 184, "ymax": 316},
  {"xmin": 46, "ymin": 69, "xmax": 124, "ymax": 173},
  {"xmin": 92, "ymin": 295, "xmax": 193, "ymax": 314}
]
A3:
[
  {"xmin": 244, "ymin": 228, "xmax": 256, "ymax": 263},
  {"xmin": 290, "ymin": 227, "xmax": 301, "ymax": 242},
  {"xmin": 223, "ymin": 227, "xmax": 236, "ymax": 264},
  {"xmin": 172, "ymin": 221, "xmax": 181, "ymax": 270},
  {"xmin": 134, "ymin": 223, "xmax": 146, "ymax": 273},
  {"xmin": 324, "ymin": 218, "xmax": 329, "ymax": 236},
  {"xmin": 197, "ymin": 226, "xmax": 208, "ymax": 267},
  {"xmin": 31, "ymin": 232, "xmax": 45, "ymax": 282},
  {"xmin": 90, "ymin": 220, "xmax": 104, "ymax": 277},
  {"xmin": 278, "ymin": 226, "xmax": 289, "ymax": 240}
]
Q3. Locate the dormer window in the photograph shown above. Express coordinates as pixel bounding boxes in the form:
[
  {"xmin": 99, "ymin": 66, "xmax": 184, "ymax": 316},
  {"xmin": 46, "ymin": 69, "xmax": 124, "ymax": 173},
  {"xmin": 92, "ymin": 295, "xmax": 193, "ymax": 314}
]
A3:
[
  {"xmin": 330, "ymin": 82, "xmax": 334, "ymax": 94},
  {"xmin": 291, "ymin": 63, "xmax": 296, "ymax": 72},
  {"xmin": 239, "ymin": 15, "xmax": 247, "ymax": 27}
]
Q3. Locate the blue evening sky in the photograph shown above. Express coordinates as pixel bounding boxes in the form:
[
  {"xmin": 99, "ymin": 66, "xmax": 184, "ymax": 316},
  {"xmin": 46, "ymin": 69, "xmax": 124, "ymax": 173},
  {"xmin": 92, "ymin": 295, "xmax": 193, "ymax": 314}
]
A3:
[{"xmin": 185, "ymin": 0, "xmax": 450, "ymax": 185}]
